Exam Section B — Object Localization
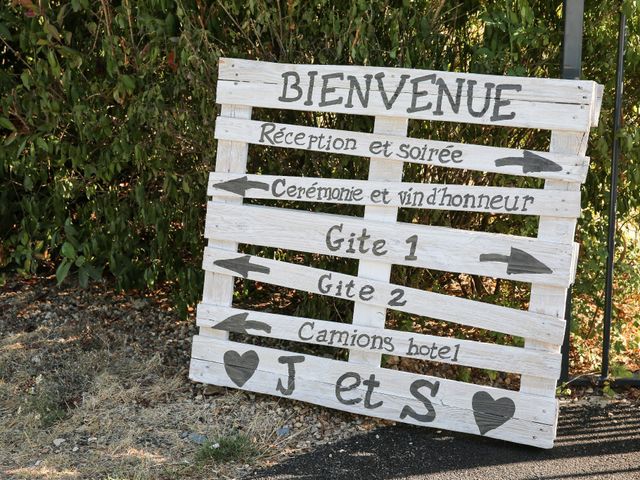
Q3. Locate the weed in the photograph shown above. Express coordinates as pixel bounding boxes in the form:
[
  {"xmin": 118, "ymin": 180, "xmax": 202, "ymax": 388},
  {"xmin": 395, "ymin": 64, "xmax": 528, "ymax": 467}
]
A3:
[
  {"xmin": 457, "ymin": 367, "xmax": 472, "ymax": 383},
  {"xmin": 27, "ymin": 388, "xmax": 67, "ymax": 428},
  {"xmin": 484, "ymin": 369, "xmax": 498, "ymax": 382},
  {"xmin": 602, "ymin": 381, "xmax": 617, "ymax": 398},
  {"xmin": 195, "ymin": 434, "xmax": 258, "ymax": 465}
]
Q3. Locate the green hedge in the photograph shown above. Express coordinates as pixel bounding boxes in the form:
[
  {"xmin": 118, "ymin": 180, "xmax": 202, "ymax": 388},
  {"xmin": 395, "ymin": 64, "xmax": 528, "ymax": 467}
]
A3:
[{"xmin": 1, "ymin": 0, "xmax": 639, "ymax": 352}]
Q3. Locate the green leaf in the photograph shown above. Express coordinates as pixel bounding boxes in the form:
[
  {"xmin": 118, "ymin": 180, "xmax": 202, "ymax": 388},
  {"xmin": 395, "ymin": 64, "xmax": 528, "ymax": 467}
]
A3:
[
  {"xmin": 20, "ymin": 71, "xmax": 30, "ymax": 88},
  {"xmin": 120, "ymin": 75, "xmax": 135, "ymax": 92},
  {"xmin": 44, "ymin": 22, "xmax": 61, "ymax": 41},
  {"xmin": 0, "ymin": 23, "xmax": 11, "ymax": 40},
  {"xmin": 78, "ymin": 266, "xmax": 89, "ymax": 287},
  {"xmin": 61, "ymin": 241, "xmax": 76, "ymax": 259},
  {"xmin": 56, "ymin": 259, "xmax": 72, "ymax": 285},
  {"xmin": 0, "ymin": 117, "xmax": 16, "ymax": 132}
]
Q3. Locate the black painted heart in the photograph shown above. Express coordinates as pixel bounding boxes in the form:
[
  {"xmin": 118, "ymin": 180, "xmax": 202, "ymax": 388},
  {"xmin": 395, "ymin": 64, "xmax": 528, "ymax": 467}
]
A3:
[
  {"xmin": 223, "ymin": 350, "xmax": 259, "ymax": 387},
  {"xmin": 472, "ymin": 391, "xmax": 516, "ymax": 435}
]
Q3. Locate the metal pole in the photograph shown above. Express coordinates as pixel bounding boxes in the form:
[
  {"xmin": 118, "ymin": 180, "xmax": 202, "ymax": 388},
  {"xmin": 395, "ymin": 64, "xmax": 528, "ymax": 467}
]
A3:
[
  {"xmin": 601, "ymin": 9, "xmax": 627, "ymax": 381},
  {"xmin": 559, "ymin": 0, "xmax": 584, "ymax": 384}
]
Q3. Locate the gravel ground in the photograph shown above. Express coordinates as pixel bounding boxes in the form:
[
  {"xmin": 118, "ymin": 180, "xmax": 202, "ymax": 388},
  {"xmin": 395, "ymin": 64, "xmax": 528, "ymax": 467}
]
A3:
[{"xmin": 0, "ymin": 275, "xmax": 388, "ymax": 479}]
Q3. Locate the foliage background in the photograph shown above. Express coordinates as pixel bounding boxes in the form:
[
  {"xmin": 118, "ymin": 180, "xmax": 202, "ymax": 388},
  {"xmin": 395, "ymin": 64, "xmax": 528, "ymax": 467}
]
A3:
[{"xmin": 1, "ymin": 0, "xmax": 639, "ymax": 373}]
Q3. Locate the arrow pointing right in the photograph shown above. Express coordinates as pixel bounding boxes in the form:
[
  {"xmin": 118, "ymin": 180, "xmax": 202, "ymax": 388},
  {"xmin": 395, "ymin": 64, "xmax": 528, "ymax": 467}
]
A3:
[
  {"xmin": 213, "ymin": 255, "xmax": 271, "ymax": 278},
  {"xmin": 494, "ymin": 151, "xmax": 562, "ymax": 173},
  {"xmin": 212, "ymin": 176, "xmax": 270, "ymax": 196},
  {"xmin": 479, "ymin": 247, "xmax": 553, "ymax": 275}
]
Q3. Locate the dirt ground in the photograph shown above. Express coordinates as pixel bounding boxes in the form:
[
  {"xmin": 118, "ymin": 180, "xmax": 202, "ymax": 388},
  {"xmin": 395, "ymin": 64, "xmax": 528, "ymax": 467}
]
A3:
[
  {"xmin": 0, "ymin": 276, "xmax": 387, "ymax": 479},
  {"xmin": 1, "ymin": 275, "xmax": 638, "ymax": 479}
]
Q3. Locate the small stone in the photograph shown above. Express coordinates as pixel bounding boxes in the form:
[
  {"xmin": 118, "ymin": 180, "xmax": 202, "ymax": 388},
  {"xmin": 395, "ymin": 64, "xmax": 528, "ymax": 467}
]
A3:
[
  {"xmin": 276, "ymin": 426, "xmax": 290, "ymax": 437},
  {"xmin": 72, "ymin": 446, "xmax": 79, "ymax": 452},
  {"xmin": 87, "ymin": 437, "xmax": 98, "ymax": 443},
  {"xmin": 53, "ymin": 438, "xmax": 66, "ymax": 447},
  {"xmin": 188, "ymin": 433, "xmax": 208, "ymax": 445},
  {"xmin": 203, "ymin": 385, "xmax": 225, "ymax": 396}
]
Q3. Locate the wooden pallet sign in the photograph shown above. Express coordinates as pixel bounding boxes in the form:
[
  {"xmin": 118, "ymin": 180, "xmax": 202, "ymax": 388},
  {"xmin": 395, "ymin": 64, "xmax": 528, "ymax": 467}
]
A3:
[{"xmin": 190, "ymin": 58, "xmax": 604, "ymax": 448}]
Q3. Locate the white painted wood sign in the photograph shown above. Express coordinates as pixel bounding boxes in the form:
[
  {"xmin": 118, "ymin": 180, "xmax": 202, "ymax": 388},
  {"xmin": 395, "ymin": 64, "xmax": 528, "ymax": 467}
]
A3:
[{"xmin": 190, "ymin": 58, "xmax": 603, "ymax": 448}]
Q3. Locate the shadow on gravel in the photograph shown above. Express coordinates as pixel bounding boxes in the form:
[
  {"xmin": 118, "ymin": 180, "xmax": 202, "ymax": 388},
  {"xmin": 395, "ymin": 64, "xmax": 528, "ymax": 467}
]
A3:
[{"xmin": 248, "ymin": 402, "xmax": 640, "ymax": 480}]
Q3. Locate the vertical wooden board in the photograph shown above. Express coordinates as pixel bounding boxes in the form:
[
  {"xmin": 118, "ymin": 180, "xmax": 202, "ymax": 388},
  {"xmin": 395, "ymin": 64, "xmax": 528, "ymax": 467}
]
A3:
[
  {"xmin": 350, "ymin": 116, "xmax": 408, "ymax": 366},
  {"xmin": 520, "ymin": 131, "xmax": 588, "ymax": 399},
  {"xmin": 198, "ymin": 104, "xmax": 252, "ymax": 342}
]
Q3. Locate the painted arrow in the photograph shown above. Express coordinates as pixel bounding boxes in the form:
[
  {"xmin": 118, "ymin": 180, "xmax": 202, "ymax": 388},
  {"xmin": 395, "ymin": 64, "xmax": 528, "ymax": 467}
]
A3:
[
  {"xmin": 478, "ymin": 247, "xmax": 553, "ymax": 275},
  {"xmin": 212, "ymin": 176, "xmax": 270, "ymax": 196},
  {"xmin": 213, "ymin": 255, "xmax": 271, "ymax": 278},
  {"xmin": 494, "ymin": 151, "xmax": 562, "ymax": 173},
  {"xmin": 214, "ymin": 312, "xmax": 272, "ymax": 334}
]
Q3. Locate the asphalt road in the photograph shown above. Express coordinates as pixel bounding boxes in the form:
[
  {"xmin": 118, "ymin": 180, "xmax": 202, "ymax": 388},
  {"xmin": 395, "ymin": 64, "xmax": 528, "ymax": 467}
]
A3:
[{"xmin": 248, "ymin": 400, "xmax": 640, "ymax": 480}]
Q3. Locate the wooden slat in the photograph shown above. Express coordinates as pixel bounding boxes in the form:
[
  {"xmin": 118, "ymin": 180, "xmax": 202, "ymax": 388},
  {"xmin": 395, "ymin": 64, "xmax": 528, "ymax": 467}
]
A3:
[
  {"xmin": 197, "ymin": 104, "xmax": 252, "ymax": 342},
  {"xmin": 214, "ymin": 117, "xmax": 591, "ymax": 183},
  {"xmin": 208, "ymin": 172, "xmax": 582, "ymax": 218},
  {"xmin": 591, "ymin": 84, "xmax": 605, "ymax": 127},
  {"xmin": 201, "ymin": 247, "xmax": 566, "ymax": 344},
  {"xmin": 190, "ymin": 336, "xmax": 558, "ymax": 448},
  {"xmin": 217, "ymin": 58, "xmax": 597, "ymax": 131},
  {"xmin": 520, "ymin": 131, "xmax": 588, "ymax": 398},
  {"xmin": 217, "ymin": 81, "xmax": 592, "ymax": 132},
  {"xmin": 350, "ymin": 116, "xmax": 407, "ymax": 366},
  {"xmin": 196, "ymin": 304, "xmax": 562, "ymax": 378},
  {"xmin": 204, "ymin": 203, "xmax": 577, "ymax": 287},
  {"xmin": 219, "ymin": 58, "xmax": 595, "ymax": 104}
]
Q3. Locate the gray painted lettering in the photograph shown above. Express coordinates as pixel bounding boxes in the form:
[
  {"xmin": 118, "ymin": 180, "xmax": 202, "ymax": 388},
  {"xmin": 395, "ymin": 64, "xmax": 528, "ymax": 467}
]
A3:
[
  {"xmin": 276, "ymin": 355, "xmax": 305, "ymax": 395},
  {"xmin": 278, "ymin": 71, "xmax": 303, "ymax": 102}
]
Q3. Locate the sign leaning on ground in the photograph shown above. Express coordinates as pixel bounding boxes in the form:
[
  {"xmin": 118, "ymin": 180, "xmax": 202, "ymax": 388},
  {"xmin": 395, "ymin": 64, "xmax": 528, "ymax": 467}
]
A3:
[{"xmin": 190, "ymin": 58, "xmax": 603, "ymax": 448}]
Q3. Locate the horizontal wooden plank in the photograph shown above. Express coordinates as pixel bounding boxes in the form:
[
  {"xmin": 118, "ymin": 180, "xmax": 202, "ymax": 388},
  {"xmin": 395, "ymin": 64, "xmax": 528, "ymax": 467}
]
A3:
[
  {"xmin": 190, "ymin": 336, "xmax": 558, "ymax": 448},
  {"xmin": 217, "ymin": 58, "xmax": 598, "ymax": 132},
  {"xmin": 197, "ymin": 304, "xmax": 561, "ymax": 378},
  {"xmin": 202, "ymin": 247, "xmax": 566, "ymax": 344},
  {"xmin": 208, "ymin": 172, "xmax": 582, "ymax": 218},
  {"xmin": 217, "ymin": 80, "xmax": 592, "ymax": 133},
  {"xmin": 219, "ymin": 58, "xmax": 594, "ymax": 105},
  {"xmin": 204, "ymin": 203, "xmax": 577, "ymax": 287},
  {"xmin": 215, "ymin": 117, "xmax": 591, "ymax": 183}
]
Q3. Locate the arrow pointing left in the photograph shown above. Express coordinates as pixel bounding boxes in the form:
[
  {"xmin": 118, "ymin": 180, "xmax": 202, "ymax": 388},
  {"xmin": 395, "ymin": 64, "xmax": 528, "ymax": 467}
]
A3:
[
  {"xmin": 213, "ymin": 255, "xmax": 271, "ymax": 278},
  {"xmin": 214, "ymin": 312, "xmax": 272, "ymax": 334},
  {"xmin": 212, "ymin": 176, "xmax": 270, "ymax": 196}
]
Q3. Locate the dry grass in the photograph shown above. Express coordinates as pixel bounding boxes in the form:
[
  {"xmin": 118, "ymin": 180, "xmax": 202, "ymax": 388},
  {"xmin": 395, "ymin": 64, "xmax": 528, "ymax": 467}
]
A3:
[
  {"xmin": 0, "ymin": 277, "xmax": 377, "ymax": 479},
  {"xmin": 0, "ymin": 339, "xmax": 277, "ymax": 479}
]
